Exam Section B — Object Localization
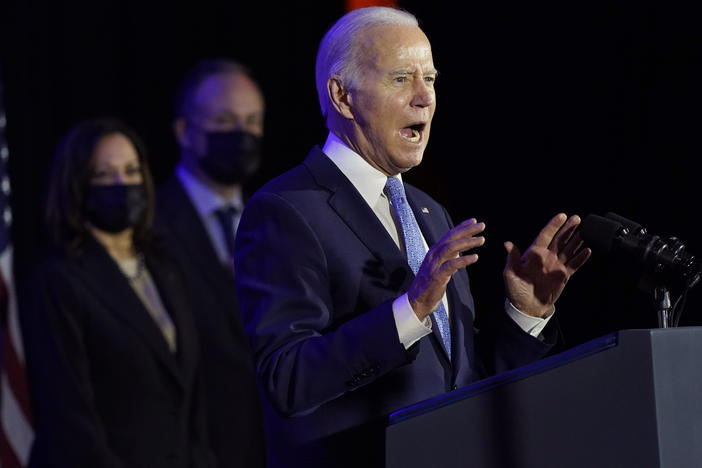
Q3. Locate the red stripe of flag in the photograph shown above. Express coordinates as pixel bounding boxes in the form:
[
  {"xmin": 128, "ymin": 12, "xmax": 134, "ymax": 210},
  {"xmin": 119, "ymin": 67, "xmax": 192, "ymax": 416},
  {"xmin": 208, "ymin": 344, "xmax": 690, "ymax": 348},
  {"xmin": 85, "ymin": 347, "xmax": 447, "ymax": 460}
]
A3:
[
  {"xmin": 2, "ymin": 327, "xmax": 33, "ymax": 422},
  {"xmin": 0, "ymin": 425, "xmax": 22, "ymax": 468}
]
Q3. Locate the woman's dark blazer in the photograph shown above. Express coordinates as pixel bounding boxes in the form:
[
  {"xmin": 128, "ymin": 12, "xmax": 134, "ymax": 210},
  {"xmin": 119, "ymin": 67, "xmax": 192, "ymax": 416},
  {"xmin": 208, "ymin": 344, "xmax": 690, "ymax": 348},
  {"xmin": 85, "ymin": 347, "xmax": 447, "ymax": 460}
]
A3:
[{"xmin": 19, "ymin": 236, "xmax": 216, "ymax": 468}]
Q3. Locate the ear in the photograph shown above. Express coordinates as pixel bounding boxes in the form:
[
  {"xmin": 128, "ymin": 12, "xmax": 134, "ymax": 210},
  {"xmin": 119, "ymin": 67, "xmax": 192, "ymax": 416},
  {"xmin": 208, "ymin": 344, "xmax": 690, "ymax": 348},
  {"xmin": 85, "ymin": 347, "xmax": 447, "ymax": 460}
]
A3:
[
  {"xmin": 173, "ymin": 118, "xmax": 190, "ymax": 148},
  {"xmin": 327, "ymin": 76, "xmax": 354, "ymax": 120}
]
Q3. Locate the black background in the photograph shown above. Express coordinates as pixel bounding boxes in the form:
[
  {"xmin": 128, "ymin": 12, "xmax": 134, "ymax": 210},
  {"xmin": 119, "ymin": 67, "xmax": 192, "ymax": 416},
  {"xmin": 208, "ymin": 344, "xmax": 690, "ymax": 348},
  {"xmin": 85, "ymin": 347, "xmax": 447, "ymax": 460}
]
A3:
[{"xmin": 2, "ymin": 0, "xmax": 701, "ymax": 348}]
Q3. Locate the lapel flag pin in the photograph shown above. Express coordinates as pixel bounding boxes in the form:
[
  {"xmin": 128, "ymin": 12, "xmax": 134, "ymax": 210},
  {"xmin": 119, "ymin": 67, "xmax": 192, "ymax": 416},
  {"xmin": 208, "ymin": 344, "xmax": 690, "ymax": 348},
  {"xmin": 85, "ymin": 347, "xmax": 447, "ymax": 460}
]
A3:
[{"xmin": 421, "ymin": 207, "xmax": 429, "ymax": 213}]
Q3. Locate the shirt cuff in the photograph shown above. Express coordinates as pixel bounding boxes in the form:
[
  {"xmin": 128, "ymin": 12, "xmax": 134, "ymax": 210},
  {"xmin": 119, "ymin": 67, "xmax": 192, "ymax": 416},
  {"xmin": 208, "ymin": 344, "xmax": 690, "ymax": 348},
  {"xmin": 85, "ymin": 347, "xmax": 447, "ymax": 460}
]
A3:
[
  {"xmin": 393, "ymin": 293, "xmax": 432, "ymax": 349},
  {"xmin": 505, "ymin": 299, "xmax": 554, "ymax": 339}
]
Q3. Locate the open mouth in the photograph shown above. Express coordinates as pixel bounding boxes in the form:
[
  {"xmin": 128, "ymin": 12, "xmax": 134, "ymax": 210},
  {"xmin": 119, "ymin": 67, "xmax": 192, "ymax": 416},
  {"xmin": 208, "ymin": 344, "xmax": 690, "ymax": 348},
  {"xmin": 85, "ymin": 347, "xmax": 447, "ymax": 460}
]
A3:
[{"xmin": 400, "ymin": 123, "xmax": 426, "ymax": 143}]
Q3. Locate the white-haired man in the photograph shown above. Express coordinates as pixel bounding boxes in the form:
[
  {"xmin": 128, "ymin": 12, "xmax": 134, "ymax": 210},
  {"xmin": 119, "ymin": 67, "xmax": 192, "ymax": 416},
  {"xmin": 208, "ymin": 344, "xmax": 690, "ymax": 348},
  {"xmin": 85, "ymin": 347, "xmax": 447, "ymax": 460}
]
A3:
[{"xmin": 234, "ymin": 7, "xmax": 590, "ymax": 467}]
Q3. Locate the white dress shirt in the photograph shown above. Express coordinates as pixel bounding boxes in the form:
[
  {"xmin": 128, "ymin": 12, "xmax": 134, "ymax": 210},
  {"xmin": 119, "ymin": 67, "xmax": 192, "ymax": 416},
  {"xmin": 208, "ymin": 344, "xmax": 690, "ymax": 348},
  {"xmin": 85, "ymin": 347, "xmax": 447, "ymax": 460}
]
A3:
[
  {"xmin": 176, "ymin": 164, "xmax": 244, "ymax": 265},
  {"xmin": 322, "ymin": 132, "xmax": 552, "ymax": 348}
]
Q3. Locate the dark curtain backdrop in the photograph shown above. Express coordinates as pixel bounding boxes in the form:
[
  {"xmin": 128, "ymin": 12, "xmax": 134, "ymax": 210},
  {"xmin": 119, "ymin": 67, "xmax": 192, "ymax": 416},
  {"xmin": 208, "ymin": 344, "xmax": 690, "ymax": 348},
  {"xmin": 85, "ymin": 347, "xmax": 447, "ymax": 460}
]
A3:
[{"xmin": 1, "ymin": 0, "xmax": 701, "ymax": 349}]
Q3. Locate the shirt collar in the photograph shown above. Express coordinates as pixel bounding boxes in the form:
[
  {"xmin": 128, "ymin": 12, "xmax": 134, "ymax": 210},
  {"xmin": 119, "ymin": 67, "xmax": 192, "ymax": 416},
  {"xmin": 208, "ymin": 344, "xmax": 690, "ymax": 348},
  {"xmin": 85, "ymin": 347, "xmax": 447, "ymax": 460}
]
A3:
[
  {"xmin": 322, "ymin": 131, "xmax": 402, "ymax": 208},
  {"xmin": 176, "ymin": 164, "xmax": 243, "ymax": 216}
]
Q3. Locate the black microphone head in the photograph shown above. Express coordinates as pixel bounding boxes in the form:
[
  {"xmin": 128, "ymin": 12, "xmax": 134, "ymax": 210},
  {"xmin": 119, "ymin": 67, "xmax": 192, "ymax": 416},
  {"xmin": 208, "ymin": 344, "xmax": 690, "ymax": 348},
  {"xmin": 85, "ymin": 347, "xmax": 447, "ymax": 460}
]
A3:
[
  {"xmin": 605, "ymin": 212, "xmax": 644, "ymax": 235},
  {"xmin": 580, "ymin": 214, "xmax": 624, "ymax": 253}
]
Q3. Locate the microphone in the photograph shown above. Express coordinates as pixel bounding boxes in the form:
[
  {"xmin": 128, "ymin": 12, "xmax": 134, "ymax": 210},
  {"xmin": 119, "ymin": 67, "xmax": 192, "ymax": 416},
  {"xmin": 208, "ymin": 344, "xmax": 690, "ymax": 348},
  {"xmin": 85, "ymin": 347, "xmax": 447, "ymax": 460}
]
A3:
[
  {"xmin": 602, "ymin": 212, "xmax": 644, "ymax": 235},
  {"xmin": 580, "ymin": 213, "xmax": 701, "ymax": 290}
]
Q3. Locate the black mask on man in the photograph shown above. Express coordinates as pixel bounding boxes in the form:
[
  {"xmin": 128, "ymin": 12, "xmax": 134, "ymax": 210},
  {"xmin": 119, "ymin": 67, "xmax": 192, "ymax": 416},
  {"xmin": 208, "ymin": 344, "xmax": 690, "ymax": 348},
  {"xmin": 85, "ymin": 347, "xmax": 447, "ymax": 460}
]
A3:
[
  {"xmin": 198, "ymin": 129, "xmax": 262, "ymax": 185},
  {"xmin": 84, "ymin": 184, "xmax": 148, "ymax": 233}
]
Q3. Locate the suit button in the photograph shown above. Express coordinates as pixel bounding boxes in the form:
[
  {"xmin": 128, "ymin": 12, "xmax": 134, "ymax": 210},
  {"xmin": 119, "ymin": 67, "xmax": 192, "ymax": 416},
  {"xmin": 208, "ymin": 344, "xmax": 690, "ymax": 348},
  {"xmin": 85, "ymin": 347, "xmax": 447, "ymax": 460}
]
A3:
[{"xmin": 452, "ymin": 384, "xmax": 458, "ymax": 391}]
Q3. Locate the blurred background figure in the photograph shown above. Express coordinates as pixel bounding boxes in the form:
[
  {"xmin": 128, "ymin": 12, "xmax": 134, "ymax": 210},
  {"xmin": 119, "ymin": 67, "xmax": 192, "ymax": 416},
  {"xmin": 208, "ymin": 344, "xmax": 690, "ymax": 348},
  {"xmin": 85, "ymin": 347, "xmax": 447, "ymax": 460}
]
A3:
[
  {"xmin": 19, "ymin": 118, "xmax": 216, "ymax": 468},
  {"xmin": 155, "ymin": 59, "xmax": 266, "ymax": 467}
]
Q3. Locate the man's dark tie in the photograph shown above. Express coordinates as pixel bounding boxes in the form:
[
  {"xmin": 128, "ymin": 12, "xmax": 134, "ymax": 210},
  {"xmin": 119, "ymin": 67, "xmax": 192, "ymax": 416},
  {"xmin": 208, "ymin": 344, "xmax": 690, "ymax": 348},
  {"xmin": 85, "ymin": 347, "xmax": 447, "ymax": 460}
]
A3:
[
  {"xmin": 384, "ymin": 177, "xmax": 451, "ymax": 359},
  {"xmin": 213, "ymin": 205, "xmax": 239, "ymax": 262}
]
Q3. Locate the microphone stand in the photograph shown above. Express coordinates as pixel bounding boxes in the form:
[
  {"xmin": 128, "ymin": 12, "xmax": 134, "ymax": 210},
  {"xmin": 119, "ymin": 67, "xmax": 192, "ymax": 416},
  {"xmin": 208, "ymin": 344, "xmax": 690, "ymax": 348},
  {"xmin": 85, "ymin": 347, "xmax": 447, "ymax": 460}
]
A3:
[
  {"xmin": 635, "ymin": 234, "xmax": 700, "ymax": 329},
  {"xmin": 581, "ymin": 213, "xmax": 701, "ymax": 328},
  {"xmin": 654, "ymin": 286, "xmax": 672, "ymax": 328}
]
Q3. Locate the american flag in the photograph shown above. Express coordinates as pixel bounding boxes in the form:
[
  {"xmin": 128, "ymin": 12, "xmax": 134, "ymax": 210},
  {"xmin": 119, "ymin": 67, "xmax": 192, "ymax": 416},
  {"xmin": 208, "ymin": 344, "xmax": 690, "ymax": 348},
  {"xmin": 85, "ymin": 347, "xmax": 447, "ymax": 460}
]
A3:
[{"xmin": 0, "ymin": 68, "xmax": 34, "ymax": 468}]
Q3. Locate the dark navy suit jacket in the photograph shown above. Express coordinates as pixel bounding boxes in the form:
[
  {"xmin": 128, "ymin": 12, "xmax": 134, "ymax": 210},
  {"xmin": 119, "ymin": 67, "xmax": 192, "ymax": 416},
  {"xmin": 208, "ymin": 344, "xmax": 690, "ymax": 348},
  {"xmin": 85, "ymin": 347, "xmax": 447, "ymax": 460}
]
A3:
[
  {"xmin": 234, "ymin": 147, "xmax": 556, "ymax": 467},
  {"xmin": 156, "ymin": 176, "xmax": 266, "ymax": 468}
]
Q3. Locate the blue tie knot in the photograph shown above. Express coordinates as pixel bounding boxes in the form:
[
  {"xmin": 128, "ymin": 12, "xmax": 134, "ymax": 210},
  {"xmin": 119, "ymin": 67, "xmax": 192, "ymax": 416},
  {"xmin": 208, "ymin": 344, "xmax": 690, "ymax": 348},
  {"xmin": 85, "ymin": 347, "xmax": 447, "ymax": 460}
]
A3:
[{"xmin": 384, "ymin": 176, "xmax": 406, "ymax": 202}]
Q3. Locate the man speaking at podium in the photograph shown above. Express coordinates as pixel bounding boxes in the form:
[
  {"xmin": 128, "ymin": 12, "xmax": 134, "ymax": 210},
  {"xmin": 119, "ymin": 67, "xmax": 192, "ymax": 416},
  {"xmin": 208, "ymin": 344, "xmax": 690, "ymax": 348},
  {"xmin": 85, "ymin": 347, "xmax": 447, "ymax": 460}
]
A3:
[{"xmin": 234, "ymin": 6, "xmax": 591, "ymax": 467}]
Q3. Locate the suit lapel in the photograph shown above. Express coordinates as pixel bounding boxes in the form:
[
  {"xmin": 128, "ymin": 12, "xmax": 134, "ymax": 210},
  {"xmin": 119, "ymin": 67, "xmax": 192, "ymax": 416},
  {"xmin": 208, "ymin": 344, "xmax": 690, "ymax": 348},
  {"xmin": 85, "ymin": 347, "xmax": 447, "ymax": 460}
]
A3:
[
  {"xmin": 159, "ymin": 178, "xmax": 229, "ymax": 278},
  {"xmin": 157, "ymin": 178, "xmax": 237, "ymax": 310},
  {"xmin": 78, "ymin": 238, "xmax": 186, "ymax": 388},
  {"xmin": 304, "ymin": 148, "xmax": 408, "ymax": 273},
  {"xmin": 305, "ymin": 147, "xmax": 464, "ymax": 362},
  {"xmin": 407, "ymin": 195, "xmax": 442, "ymax": 248},
  {"xmin": 145, "ymin": 251, "xmax": 197, "ymax": 385}
]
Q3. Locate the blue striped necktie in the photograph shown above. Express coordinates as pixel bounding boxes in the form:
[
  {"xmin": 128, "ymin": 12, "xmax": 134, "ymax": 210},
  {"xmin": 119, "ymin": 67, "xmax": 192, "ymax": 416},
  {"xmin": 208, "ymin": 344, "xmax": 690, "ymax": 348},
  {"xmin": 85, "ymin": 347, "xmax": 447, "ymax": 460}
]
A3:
[{"xmin": 384, "ymin": 177, "xmax": 451, "ymax": 359}]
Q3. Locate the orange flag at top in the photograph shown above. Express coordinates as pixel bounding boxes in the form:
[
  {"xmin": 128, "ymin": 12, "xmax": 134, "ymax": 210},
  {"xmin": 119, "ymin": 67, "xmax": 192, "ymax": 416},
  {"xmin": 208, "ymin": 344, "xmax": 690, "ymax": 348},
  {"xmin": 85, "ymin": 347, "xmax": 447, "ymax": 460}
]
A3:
[{"xmin": 346, "ymin": 0, "xmax": 398, "ymax": 11}]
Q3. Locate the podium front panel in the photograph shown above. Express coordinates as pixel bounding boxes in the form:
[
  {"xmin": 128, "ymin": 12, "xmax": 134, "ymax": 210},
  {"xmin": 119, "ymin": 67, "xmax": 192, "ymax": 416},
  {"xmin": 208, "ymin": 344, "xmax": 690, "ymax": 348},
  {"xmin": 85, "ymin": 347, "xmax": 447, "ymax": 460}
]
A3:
[{"xmin": 386, "ymin": 328, "xmax": 702, "ymax": 468}]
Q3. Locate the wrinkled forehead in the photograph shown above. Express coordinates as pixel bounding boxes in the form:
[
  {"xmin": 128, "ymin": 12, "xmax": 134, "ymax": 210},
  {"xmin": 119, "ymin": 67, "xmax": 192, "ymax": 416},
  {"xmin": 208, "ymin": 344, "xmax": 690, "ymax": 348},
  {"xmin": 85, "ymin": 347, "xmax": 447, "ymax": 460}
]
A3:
[{"xmin": 357, "ymin": 25, "xmax": 434, "ymax": 68}]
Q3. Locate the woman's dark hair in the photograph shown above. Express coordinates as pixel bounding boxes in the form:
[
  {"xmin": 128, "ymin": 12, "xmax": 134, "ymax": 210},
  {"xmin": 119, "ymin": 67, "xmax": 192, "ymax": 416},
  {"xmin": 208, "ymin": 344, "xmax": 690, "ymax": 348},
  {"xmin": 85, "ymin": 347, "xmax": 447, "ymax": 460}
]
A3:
[{"xmin": 45, "ymin": 117, "xmax": 156, "ymax": 257}]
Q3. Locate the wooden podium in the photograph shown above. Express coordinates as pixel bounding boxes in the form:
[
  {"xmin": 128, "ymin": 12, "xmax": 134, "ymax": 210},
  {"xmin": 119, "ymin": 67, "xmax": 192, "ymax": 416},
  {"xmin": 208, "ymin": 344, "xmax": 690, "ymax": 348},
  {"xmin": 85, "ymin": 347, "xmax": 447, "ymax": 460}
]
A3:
[{"xmin": 386, "ymin": 328, "xmax": 702, "ymax": 468}]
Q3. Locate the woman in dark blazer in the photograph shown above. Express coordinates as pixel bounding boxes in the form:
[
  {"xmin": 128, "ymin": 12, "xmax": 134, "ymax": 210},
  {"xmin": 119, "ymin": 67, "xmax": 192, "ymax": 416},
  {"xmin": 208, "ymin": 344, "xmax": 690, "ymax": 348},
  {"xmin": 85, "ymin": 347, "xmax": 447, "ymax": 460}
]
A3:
[{"xmin": 19, "ymin": 118, "xmax": 216, "ymax": 468}]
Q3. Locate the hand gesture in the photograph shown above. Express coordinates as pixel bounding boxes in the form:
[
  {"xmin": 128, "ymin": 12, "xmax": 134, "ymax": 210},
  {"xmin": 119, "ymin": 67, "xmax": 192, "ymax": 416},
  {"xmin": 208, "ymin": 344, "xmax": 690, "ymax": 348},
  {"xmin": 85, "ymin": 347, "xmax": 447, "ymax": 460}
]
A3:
[
  {"xmin": 408, "ymin": 218, "xmax": 485, "ymax": 320},
  {"xmin": 503, "ymin": 213, "xmax": 591, "ymax": 318}
]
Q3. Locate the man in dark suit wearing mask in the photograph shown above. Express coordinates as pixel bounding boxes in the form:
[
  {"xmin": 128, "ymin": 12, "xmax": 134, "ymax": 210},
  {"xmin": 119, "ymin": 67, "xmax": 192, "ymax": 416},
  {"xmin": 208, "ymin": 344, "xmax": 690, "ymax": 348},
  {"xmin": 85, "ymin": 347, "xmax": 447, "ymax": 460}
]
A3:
[{"xmin": 155, "ymin": 58, "xmax": 266, "ymax": 468}]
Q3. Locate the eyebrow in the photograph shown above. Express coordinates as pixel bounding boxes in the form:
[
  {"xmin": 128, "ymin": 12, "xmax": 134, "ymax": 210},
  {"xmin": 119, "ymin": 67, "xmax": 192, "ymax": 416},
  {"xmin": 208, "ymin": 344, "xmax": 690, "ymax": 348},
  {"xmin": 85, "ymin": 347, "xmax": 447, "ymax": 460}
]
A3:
[
  {"xmin": 389, "ymin": 69, "xmax": 439, "ymax": 76},
  {"xmin": 93, "ymin": 162, "xmax": 141, "ymax": 169}
]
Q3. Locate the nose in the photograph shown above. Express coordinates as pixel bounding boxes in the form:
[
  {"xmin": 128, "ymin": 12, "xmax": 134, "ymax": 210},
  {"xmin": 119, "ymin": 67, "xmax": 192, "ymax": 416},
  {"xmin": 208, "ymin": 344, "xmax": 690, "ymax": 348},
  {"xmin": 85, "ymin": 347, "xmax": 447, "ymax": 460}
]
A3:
[
  {"xmin": 411, "ymin": 79, "xmax": 435, "ymax": 108},
  {"xmin": 112, "ymin": 170, "xmax": 133, "ymax": 185}
]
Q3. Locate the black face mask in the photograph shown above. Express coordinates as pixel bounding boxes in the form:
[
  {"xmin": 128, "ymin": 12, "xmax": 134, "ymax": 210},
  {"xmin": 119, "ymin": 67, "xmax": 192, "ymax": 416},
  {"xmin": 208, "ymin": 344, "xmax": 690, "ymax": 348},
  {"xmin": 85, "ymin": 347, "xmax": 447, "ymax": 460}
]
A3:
[
  {"xmin": 84, "ymin": 184, "xmax": 148, "ymax": 233},
  {"xmin": 198, "ymin": 129, "xmax": 262, "ymax": 185}
]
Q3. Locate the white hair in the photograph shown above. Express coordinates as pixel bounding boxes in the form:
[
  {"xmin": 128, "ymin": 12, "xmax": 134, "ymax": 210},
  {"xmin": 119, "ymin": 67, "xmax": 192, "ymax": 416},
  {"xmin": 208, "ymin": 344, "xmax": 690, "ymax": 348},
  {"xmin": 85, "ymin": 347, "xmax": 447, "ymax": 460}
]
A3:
[{"xmin": 315, "ymin": 6, "xmax": 418, "ymax": 122}]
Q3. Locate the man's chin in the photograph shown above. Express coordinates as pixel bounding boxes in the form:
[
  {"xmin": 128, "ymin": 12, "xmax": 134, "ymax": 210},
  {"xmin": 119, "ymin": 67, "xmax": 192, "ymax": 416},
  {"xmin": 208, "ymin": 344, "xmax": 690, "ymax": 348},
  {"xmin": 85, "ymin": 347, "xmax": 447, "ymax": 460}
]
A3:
[{"xmin": 392, "ymin": 153, "xmax": 424, "ymax": 174}]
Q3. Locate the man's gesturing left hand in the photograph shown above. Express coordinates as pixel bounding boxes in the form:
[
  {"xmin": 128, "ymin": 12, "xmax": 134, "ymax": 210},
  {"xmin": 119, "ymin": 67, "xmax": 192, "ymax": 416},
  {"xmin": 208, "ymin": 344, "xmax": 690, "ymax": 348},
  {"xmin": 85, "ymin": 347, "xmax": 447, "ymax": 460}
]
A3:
[{"xmin": 503, "ymin": 213, "xmax": 591, "ymax": 318}]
